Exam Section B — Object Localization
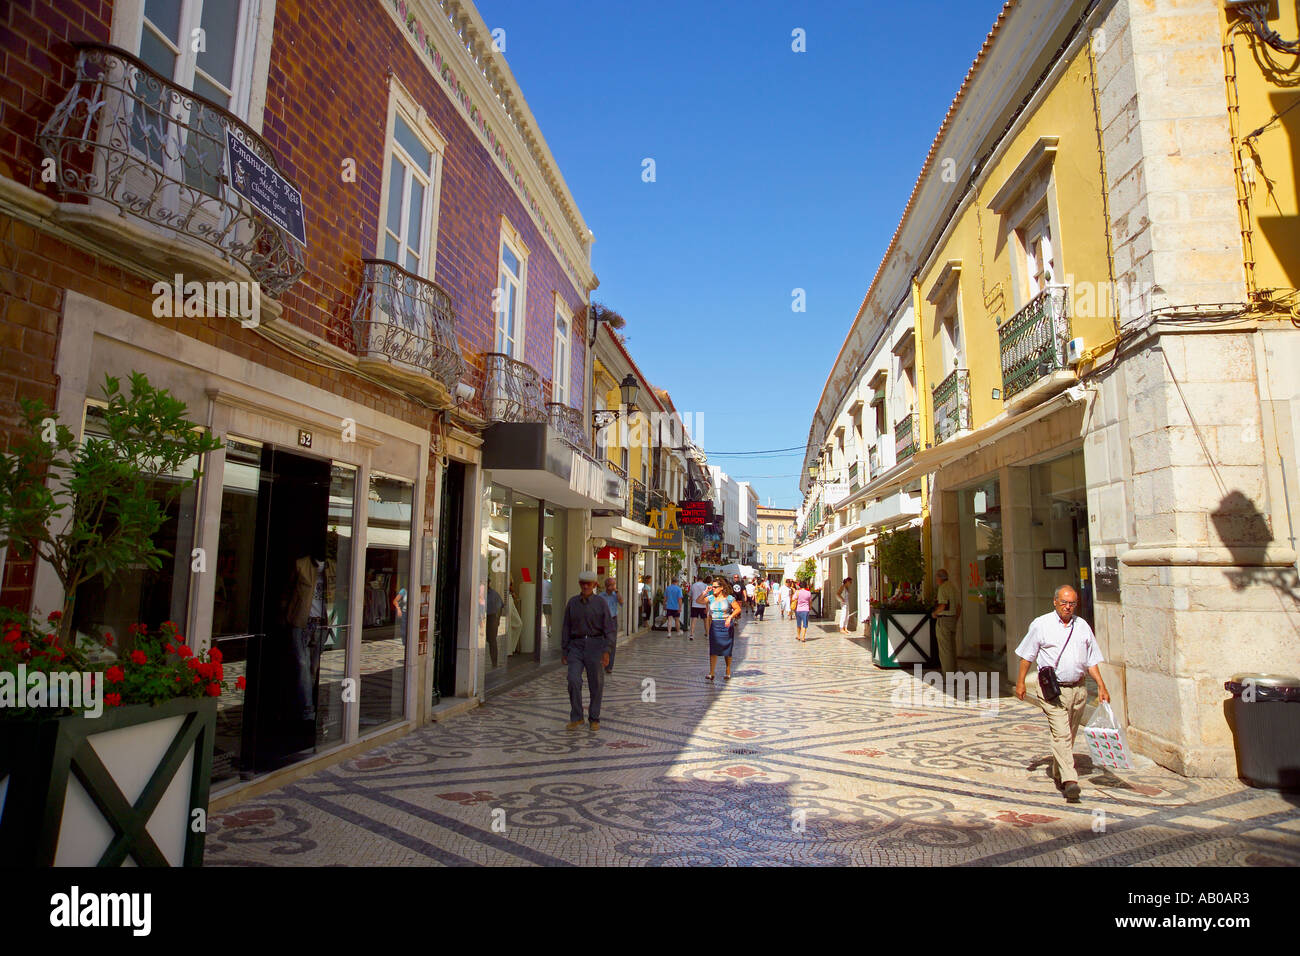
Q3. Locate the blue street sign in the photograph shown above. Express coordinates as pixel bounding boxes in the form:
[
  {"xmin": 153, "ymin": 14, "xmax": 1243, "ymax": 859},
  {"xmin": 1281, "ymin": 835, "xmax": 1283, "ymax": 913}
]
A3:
[{"xmin": 225, "ymin": 129, "xmax": 307, "ymax": 246}]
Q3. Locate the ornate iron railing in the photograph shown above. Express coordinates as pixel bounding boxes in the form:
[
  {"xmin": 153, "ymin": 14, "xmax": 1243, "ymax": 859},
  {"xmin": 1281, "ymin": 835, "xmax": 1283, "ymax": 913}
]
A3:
[
  {"xmin": 895, "ymin": 412, "xmax": 919, "ymax": 462},
  {"xmin": 38, "ymin": 43, "xmax": 305, "ymax": 296},
  {"xmin": 547, "ymin": 402, "xmax": 589, "ymax": 452},
  {"xmin": 607, "ymin": 460, "xmax": 628, "ymax": 480},
  {"xmin": 998, "ymin": 285, "xmax": 1071, "ymax": 400},
  {"xmin": 484, "ymin": 353, "xmax": 545, "ymax": 423},
  {"xmin": 350, "ymin": 259, "xmax": 465, "ymax": 388},
  {"xmin": 932, "ymin": 368, "xmax": 972, "ymax": 444}
]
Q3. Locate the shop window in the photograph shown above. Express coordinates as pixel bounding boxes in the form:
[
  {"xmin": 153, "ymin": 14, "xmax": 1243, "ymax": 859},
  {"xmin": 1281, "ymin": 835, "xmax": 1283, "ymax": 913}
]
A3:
[
  {"xmin": 68, "ymin": 401, "xmax": 204, "ymax": 652},
  {"xmin": 361, "ymin": 473, "xmax": 414, "ymax": 730}
]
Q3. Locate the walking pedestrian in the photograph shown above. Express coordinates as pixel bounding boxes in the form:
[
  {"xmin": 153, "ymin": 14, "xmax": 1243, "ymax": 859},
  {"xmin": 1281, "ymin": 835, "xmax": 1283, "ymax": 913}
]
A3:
[
  {"xmin": 688, "ymin": 574, "xmax": 708, "ymax": 640},
  {"xmin": 730, "ymin": 574, "xmax": 745, "ymax": 615},
  {"xmin": 778, "ymin": 579, "xmax": 791, "ymax": 620},
  {"xmin": 638, "ymin": 575, "xmax": 652, "ymax": 628},
  {"xmin": 837, "ymin": 576, "xmax": 853, "ymax": 634},
  {"xmin": 705, "ymin": 578, "xmax": 742, "ymax": 681},
  {"xmin": 561, "ymin": 571, "xmax": 614, "ymax": 731},
  {"xmin": 932, "ymin": 568, "xmax": 960, "ymax": 672},
  {"xmin": 664, "ymin": 577, "xmax": 684, "ymax": 637},
  {"xmin": 794, "ymin": 579, "xmax": 812, "ymax": 642},
  {"xmin": 1014, "ymin": 585, "xmax": 1109, "ymax": 803},
  {"xmin": 745, "ymin": 578, "xmax": 756, "ymax": 613},
  {"xmin": 601, "ymin": 577, "xmax": 622, "ymax": 672},
  {"xmin": 755, "ymin": 580, "xmax": 768, "ymax": 620}
]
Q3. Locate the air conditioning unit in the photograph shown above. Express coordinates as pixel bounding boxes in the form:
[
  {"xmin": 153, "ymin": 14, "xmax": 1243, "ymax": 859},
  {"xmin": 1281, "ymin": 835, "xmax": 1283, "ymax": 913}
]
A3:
[{"xmin": 1066, "ymin": 337, "xmax": 1086, "ymax": 365}]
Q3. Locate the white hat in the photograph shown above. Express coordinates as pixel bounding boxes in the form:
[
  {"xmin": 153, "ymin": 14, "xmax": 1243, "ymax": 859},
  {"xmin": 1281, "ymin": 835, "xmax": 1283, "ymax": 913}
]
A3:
[{"xmin": 578, "ymin": 570, "xmax": 598, "ymax": 583}]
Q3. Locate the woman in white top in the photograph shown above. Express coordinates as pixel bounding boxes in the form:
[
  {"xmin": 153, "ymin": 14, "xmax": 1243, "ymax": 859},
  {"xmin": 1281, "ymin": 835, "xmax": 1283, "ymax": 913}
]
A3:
[{"xmin": 837, "ymin": 577, "xmax": 853, "ymax": 633}]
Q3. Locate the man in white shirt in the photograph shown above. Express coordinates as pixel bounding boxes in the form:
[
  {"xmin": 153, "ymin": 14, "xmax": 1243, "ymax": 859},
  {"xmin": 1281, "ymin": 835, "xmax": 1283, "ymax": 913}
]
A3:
[
  {"xmin": 688, "ymin": 575, "xmax": 709, "ymax": 640},
  {"xmin": 1015, "ymin": 585, "xmax": 1110, "ymax": 803}
]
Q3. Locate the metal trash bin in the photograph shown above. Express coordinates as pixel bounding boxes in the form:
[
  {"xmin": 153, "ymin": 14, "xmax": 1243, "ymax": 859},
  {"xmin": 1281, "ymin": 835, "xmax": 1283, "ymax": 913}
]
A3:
[{"xmin": 1223, "ymin": 673, "xmax": 1300, "ymax": 791}]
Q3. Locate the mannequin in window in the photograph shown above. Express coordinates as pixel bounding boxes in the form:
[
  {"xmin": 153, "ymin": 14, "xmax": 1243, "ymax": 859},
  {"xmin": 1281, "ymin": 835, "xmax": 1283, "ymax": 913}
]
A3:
[
  {"xmin": 284, "ymin": 534, "xmax": 336, "ymax": 722},
  {"xmin": 366, "ymin": 572, "xmax": 387, "ymax": 626}
]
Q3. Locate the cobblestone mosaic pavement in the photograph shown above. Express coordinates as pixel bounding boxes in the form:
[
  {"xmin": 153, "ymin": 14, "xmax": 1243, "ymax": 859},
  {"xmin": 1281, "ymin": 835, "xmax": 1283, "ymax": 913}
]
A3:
[{"xmin": 206, "ymin": 613, "xmax": 1300, "ymax": 866}]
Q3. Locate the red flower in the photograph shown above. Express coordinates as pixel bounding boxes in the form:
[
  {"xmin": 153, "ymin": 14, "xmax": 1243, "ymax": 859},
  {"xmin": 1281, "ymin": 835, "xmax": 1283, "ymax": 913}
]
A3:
[
  {"xmin": 103, "ymin": 633, "xmax": 114, "ymax": 646},
  {"xmin": 130, "ymin": 649, "xmax": 148, "ymax": 666},
  {"xmin": 236, "ymin": 675, "xmax": 247, "ymax": 690},
  {"xmin": 176, "ymin": 644, "xmax": 193, "ymax": 659},
  {"xmin": 3, "ymin": 629, "xmax": 19, "ymax": 644},
  {"xmin": 205, "ymin": 682, "xmax": 221, "ymax": 697},
  {"xmin": 13, "ymin": 641, "xmax": 30, "ymax": 653},
  {"xmin": 192, "ymin": 676, "xmax": 201, "ymax": 684},
  {"xmin": 47, "ymin": 610, "xmax": 63, "ymax": 622},
  {"xmin": 208, "ymin": 647, "xmax": 223, "ymax": 664},
  {"xmin": 104, "ymin": 693, "xmax": 121, "ymax": 707},
  {"xmin": 128, "ymin": 622, "xmax": 143, "ymax": 636},
  {"xmin": 44, "ymin": 632, "xmax": 58, "ymax": 644},
  {"xmin": 105, "ymin": 665, "xmax": 125, "ymax": 683}
]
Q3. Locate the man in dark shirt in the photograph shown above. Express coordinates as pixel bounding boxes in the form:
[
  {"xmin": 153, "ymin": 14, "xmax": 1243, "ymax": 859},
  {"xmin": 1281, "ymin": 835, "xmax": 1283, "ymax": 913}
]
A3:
[{"xmin": 561, "ymin": 570, "xmax": 614, "ymax": 731}]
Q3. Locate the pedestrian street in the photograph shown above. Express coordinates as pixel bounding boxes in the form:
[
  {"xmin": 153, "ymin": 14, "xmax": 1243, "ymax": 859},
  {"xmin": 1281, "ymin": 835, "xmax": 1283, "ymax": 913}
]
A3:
[{"xmin": 205, "ymin": 613, "xmax": 1300, "ymax": 867}]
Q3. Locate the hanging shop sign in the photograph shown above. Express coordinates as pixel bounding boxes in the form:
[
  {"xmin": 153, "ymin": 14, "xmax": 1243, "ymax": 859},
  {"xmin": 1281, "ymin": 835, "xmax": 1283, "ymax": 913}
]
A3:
[
  {"xmin": 678, "ymin": 500, "xmax": 714, "ymax": 525},
  {"xmin": 226, "ymin": 130, "xmax": 308, "ymax": 245}
]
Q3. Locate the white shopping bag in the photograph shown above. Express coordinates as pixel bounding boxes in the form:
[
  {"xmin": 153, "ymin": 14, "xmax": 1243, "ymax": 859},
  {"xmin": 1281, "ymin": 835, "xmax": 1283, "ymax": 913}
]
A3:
[{"xmin": 1082, "ymin": 701, "xmax": 1133, "ymax": 770}]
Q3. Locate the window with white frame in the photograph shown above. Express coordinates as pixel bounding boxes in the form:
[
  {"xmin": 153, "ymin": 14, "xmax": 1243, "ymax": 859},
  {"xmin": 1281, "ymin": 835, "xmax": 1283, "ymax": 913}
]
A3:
[
  {"xmin": 767, "ymin": 523, "xmax": 773, "ymax": 543},
  {"xmin": 124, "ymin": 0, "xmax": 257, "ymax": 197},
  {"xmin": 1022, "ymin": 211, "xmax": 1055, "ymax": 298},
  {"xmin": 381, "ymin": 109, "xmax": 442, "ymax": 278},
  {"xmin": 495, "ymin": 228, "xmax": 527, "ymax": 358},
  {"xmin": 778, "ymin": 525, "xmax": 785, "ymax": 544},
  {"xmin": 553, "ymin": 299, "xmax": 572, "ymax": 406}
]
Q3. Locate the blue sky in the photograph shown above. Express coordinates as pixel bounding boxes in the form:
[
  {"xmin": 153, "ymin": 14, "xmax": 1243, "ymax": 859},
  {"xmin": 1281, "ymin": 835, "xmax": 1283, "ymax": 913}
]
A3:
[{"xmin": 475, "ymin": 0, "xmax": 1008, "ymax": 508}]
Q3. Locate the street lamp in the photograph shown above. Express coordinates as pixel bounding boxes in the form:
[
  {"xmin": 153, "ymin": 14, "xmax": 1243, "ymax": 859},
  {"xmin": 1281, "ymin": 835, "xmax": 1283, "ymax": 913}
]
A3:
[{"xmin": 593, "ymin": 373, "xmax": 641, "ymax": 429}]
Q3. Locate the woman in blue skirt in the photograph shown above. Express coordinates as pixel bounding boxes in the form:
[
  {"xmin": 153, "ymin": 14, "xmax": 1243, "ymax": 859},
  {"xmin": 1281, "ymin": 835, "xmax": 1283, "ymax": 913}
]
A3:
[{"xmin": 702, "ymin": 578, "xmax": 742, "ymax": 681}]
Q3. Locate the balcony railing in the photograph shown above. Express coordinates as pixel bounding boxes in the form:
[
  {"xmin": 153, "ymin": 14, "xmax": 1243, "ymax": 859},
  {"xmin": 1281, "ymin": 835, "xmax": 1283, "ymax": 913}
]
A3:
[
  {"xmin": 869, "ymin": 447, "xmax": 880, "ymax": 480},
  {"xmin": 547, "ymin": 401, "xmax": 589, "ymax": 452},
  {"xmin": 38, "ymin": 43, "xmax": 305, "ymax": 296},
  {"xmin": 932, "ymin": 368, "xmax": 971, "ymax": 445},
  {"xmin": 484, "ymin": 353, "xmax": 545, "ymax": 423},
  {"xmin": 848, "ymin": 460, "xmax": 860, "ymax": 492},
  {"xmin": 895, "ymin": 412, "xmax": 919, "ymax": 462},
  {"xmin": 350, "ymin": 259, "xmax": 465, "ymax": 389},
  {"xmin": 998, "ymin": 285, "xmax": 1071, "ymax": 400}
]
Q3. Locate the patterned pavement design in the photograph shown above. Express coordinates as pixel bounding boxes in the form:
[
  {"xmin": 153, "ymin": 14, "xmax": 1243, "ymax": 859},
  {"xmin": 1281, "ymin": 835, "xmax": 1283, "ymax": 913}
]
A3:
[{"xmin": 205, "ymin": 613, "xmax": 1300, "ymax": 866}]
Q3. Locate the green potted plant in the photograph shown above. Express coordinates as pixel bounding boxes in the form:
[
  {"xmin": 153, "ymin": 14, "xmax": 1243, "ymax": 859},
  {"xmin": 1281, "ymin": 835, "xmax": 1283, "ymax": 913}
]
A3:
[{"xmin": 0, "ymin": 372, "xmax": 226, "ymax": 866}]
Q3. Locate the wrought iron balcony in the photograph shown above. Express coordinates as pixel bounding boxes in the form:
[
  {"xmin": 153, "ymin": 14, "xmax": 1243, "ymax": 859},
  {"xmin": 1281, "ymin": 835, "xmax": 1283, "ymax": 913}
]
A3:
[
  {"xmin": 894, "ymin": 412, "xmax": 919, "ymax": 462},
  {"xmin": 38, "ymin": 43, "xmax": 305, "ymax": 296},
  {"xmin": 484, "ymin": 353, "xmax": 546, "ymax": 423},
  {"xmin": 607, "ymin": 460, "xmax": 629, "ymax": 480},
  {"xmin": 932, "ymin": 368, "xmax": 972, "ymax": 445},
  {"xmin": 546, "ymin": 401, "xmax": 589, "ymax": 452},
  {"xmin": 998, "ymin": 285, "xmax": 1071, "ymax": 400},
  {"xmin": 350, "ymin": 259, "xmax": 465, "ymax": 390}
]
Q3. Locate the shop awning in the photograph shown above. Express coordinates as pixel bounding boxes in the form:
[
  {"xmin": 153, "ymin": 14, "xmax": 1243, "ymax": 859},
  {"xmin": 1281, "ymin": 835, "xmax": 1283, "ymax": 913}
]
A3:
[
  {"xmin": 482, "ymin": 422, "xmax": 613, "ymax": 510},
  {"xmin": 823, "ymin": 525, "xmax": 867, "ymax": 558},
  {"xmin": 592, "ymin": 514, "xmax": 657, "ymax": 547}
]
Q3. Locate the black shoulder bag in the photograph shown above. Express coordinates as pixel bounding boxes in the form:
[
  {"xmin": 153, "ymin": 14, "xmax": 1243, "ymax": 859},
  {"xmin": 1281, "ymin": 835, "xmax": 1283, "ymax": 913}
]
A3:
[{"xmin": 1037, "ymin": 620, "xmax": 1076, "ymax": 703}]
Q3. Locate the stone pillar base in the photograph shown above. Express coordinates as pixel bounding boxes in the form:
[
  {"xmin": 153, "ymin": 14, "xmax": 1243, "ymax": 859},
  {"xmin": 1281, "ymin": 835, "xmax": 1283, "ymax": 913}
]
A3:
[{"xmin": 1127, "ymin": 726, "xmax": 1239, "ymax": 779}]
